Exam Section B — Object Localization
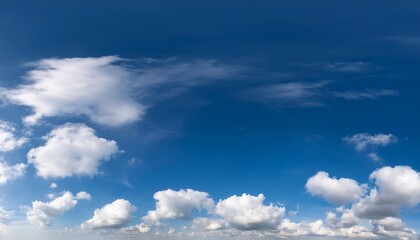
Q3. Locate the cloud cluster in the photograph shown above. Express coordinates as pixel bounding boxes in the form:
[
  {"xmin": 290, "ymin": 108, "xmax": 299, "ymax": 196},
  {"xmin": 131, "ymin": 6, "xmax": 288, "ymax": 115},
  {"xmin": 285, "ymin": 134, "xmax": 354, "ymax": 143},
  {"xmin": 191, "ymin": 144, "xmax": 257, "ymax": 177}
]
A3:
[
  {"xmin": 306, "ymin": 171, "xmax": 367, "ymax": 205},
  {"xmin": 25, "ymin": 191, "xmax": 91, "ymax": 227},
  {"xmin": 82, "ymin": 199, "xmax": 136, "ymax": 229},
  {"xmin": 215, "ymin": 193, "xmax": 285, "ymax": 230},
  {"xmin": 143, "ymin": 189, "xmax": 214, "ymax": 224},
  {"xmin": 27, "ymin": 123, "xmax": 119, "ymax": 178}
]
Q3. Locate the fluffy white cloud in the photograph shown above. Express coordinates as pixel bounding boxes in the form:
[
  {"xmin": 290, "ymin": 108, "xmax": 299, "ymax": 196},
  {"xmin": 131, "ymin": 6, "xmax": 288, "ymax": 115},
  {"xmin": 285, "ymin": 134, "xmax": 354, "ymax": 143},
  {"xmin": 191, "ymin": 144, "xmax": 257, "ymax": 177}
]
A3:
[
  {"xmin": 215, "ymin": 193, "xmax": 285, "ymax": 230},
  {"xmin": 0, "ymin": 121, "xmax": 27, "ymax": 152},
  {"xmin": 343, "ymin": 133, "xmax": 398, "ymax": 151},
  {"xmin": 0, "ymin": 159, "xmax": 26, "ymax": 185},
  {"xmin": 3, "ymin": 56, "xmax": 144, "ymax": 126},
  {"xmin": 82, "ymin": 199, "xmax": 136, "ymax": 229},
  {"xmin": 143, "ymin": 189, "xmax": 214, "ymax": 224},
  {"xmin": 278, "ymin": 219, "xmax": 332, "ymax": 237},
  {"xmin": 0, "ymin": 207, "xmax": 13, "ymax": 233},
  {"xmin": 26, "ymin": 191, "xmax": 90, "ymax": 227},
  {"xmin": 120, "ymin": 223, "xmax": 152, "ymax": 234},
  {"xmin": 2, "ymin": 56, "xmax": 235, "ymax": 127},
  {"xmin": 306, "ymin": 171, "xmax": 367, "ymax": 205},
  {"xmin": 372, "ymin": 217, "xmax": 418, "ymax": 240},
  {"xmin": 353, "ymin": 166, "xmax": 420, "ymax": 219},
  {"xmin": 27, "ymin": 123, "xmax": 119, "ymax": 178}
]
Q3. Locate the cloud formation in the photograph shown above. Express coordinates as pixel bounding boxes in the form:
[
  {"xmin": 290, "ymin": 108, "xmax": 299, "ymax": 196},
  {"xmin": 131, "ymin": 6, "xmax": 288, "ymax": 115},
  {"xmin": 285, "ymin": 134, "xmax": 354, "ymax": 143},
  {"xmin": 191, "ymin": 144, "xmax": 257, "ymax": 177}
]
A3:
[
  {"xmin": 25, "ymin": 191, "xmax": 91, "ymax": 227},
  {"xmin": 143, "ymin": 189, "xmax": 214, "ymax": 224},
  {"xmin": 0, "ymin": 121, "xmax": 27, "ymax": 152},
  {"xmin": 353, "ymin": 166, "xmax": 420, "ymax": 219},
  {"xmin": 343, "ymin": 133, "xmax": 398, "ymax": 151},
  {"xmin": 82, "ymin": 199, "xmax": 136, "ymax": 229},
  {"xmin": 2, "ymin": 56, "xmax": 235, "ymax": 127},
  {"xmin": 306, "ymin": 171, "xmax": 367, "ymax": 205},
  {"xmin": 0, "ymin": 158, "xmax": 26, "ymax": 185},
  {"xmin": 215, "ymin": 193, "xmax": 285, "ymax": 230},
  {"xmin": 27, "ymin": 123, "xmax": 119, "ymax": 178}
]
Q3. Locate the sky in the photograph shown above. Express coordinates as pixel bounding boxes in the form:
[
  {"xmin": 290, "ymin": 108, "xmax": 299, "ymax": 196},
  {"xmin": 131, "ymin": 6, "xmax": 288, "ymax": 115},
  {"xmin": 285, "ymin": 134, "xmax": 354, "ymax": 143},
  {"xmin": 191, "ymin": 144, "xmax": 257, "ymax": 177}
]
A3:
[{"xmin": 0, "ymin": 0, "xmax": 420, "ymax": 239}]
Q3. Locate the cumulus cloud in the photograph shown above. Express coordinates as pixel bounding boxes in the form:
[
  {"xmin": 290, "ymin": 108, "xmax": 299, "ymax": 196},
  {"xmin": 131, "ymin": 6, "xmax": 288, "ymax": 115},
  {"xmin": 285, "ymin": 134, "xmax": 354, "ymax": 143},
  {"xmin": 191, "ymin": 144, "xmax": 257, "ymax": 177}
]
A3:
[
  {"xmin": 82, "ymin": 199, "xmax": 136, "ymax": 229},
  {"xmin": 120, "ymin": 223, "xmax": 152, "ymax": 234},
  {"xmin": 372, "ymin": 217, "xmax": 418, "ymax": 240},
  {"xmin": 353, "ymin": 166, "xmax": 420, "ymax": 219},
  {"xmin": 343, "ymin": 133, "xmax": 398, "ymax": 151},
  {"xmin": 27, "ymin": 123, "xmax": 119, "ymax": 178},
  {"xmin": 2, "ymin": 56, "xmax": 235, "ymax": 127},
  {"xmin": 306, "ymin": 171, "xmax": 367, "ymax": 205},
  {"xmin": 215, "ymin": 193, "xmax": 285, "ymax": 230},
  {"xmin": 25, "ymin": 191, "xmax": 90, "ymax": 227},
  {"xmin": 0, "ymin": 158, "xmax": 26, "ymax": 185},
  {"xmin": 0, "ymin": 121, "xmax": 27, "ymax": 152},
  {"xmin": 143, "ymin": 189, "xmax": 214, "ymax": 224}
]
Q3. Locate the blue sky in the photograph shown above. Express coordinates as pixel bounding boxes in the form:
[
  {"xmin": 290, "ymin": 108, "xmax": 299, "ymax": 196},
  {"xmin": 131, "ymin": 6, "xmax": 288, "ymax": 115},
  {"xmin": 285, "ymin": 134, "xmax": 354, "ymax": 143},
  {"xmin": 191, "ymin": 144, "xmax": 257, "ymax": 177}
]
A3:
[{"xmin": 1, "ymin": 0, "xmax": 420, "ymax": 239}]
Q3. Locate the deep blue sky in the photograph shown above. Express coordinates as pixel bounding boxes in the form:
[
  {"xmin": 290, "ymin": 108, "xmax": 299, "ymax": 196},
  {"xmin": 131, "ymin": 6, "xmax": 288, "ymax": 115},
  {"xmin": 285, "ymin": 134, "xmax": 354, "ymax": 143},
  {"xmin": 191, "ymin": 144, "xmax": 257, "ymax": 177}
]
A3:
[{"xmin": 0, "ymin": 1, "xmax": 420, "ymax": 239}]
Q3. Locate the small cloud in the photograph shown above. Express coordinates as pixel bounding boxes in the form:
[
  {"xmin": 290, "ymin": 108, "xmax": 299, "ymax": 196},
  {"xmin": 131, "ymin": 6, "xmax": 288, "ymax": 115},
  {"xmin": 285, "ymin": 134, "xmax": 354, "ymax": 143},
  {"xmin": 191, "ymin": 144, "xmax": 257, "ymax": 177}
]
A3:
[
  {"xmin": 49, "ymin": 182, "xmax": 57, "ymax": 189},
  {"xmin": 321, "ymin": 61, "xmax": 372, "ymax": 72},
  {"xmin": 367, "ymin": 152, "xmax": 381, "ymax": 162},
  {"xmin": 332, "ymin": 89, "xmax": 398, "ymax": 100}
]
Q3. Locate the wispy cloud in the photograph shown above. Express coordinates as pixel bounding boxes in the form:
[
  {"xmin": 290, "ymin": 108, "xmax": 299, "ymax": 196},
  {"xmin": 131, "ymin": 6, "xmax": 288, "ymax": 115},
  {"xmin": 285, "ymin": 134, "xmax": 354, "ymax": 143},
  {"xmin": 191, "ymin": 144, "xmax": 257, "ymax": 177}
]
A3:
[
  {"xmin": 386, "ymin": 36, "xmax": 420, "ymax": 46},
  {"xmin": 343, "ymin": 133, "xmax": 398, "ymax": 161},
  {"xmin": 293, "ymin": 61, "xmax": 373, "ymax": 72},
  {"xmin": 241, "ymin": 81, "xmax": 398, "ymax": 107}
]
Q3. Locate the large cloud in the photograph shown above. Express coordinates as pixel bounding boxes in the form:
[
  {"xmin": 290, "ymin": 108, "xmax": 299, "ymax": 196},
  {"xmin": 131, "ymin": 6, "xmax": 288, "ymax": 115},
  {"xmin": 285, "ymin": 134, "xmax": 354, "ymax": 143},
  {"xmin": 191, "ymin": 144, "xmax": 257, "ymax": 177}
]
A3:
[
  {"xmin": 0, "ymin": 121, "xmax": 27, "ymax": 152},
  {"xmin": 353, "ymin": 166, "xmax": 420, "ymax": 219},
  {"xmin": 215, "ymin": 193, "xmax": 285, "ymax": 230},
  {"xmin": 4, "ymin": 56, "xmax": 144, "ymax": 126},
  {"xmin": 82, "ymin": 199, "xmax": 136, "ymax": 229},
  {"xmin": 143, "ymin": 189, "xmax": 214, "ymax": 224},
  {"xmin": 25, "ymin": 191, "xmax": 91, "ymax": 227},
  {"xmin": 27, "ymin": 123, "xmax": 119, "ymax": 178},
  {"xmin": 2, "ymin": 56, "xmax": 235, "ymax": 127},
  {"xmin": 306, "ymin": 171, "xmax": 367, "ymax": 205}
]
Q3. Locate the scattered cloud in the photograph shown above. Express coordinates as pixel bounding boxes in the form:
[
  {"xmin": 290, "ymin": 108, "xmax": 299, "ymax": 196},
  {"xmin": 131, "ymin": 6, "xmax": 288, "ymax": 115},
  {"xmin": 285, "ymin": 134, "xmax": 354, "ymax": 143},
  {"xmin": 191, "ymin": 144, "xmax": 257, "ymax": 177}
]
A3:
[
  {"xmin": 193, "ymin": 217, "xmax": 227, "ymax": 231},
  {"xmin": 343, "ymin": 133, "xmax": 398, "ymax": 151},
  {"xmin": 0, "ymin": 207, "xmax": 13, "ymax": 233},
  {"xmin": 372, "ymin": 217, "xmax": 418, "ymax": 240},
  {"xmin": 25, "ymin": 191, "xmax": 90, "ymax": 227},
  {"xmin": 2, "ymin": 56, "xmax": 236, "ymax": 127},
  {"xmin": 215, "ymin": 193, "xmax": 285, "ymax": 231},
  {"xmin": 0, "ymin": 121, "xmax": 27, "ymax": 152},
  {"xmin": 143, "ymin": 189, "xmax": 214, "ymax": 224},
  {"xmin": 82, "ymin": 199, "xmax": 136, "ymax": 230},
  {"xmin": 49, "ymin": 183, "xmax": 57, "ymax": 189},
  {"xmin": 27, "ymin": 123, "xmax": 119, "ymax": 178},
  {"xmin": 306, "ymin": 171, "xmax": 367, "ymax": 205},
  {"xmin": 343, "ymin": 133, "xmax": 398, "ymax": 161},
  {"xmin": 0, "ymin": 158, "xmax": 26, "ymax": 185}
]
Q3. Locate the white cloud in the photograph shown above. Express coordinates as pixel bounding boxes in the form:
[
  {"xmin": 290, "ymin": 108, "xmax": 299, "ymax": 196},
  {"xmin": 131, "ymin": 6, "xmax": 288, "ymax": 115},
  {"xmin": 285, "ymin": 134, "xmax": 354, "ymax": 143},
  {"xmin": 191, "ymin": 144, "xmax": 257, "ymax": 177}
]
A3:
[
  {"xmin": 353, "ymin": 166, "xmax": 420, "ymax": 219},
  {"xmin": 3, "ymin": 56, "xmax": 144, "ymax": 126},
  {"xmin": 2, "ymin": 56, "xmax": 235, "ymax": 127},
  {"xmin": 0, "ymin": 207, "xmax": 13, "ymax": 233},
  {"xmin": 343, "ymin": 133, "xmax": 398, "ymax": 151},
  {"xmin": 306, "ymin": 171, "xmax": 367, "ymax": 205},
  {"xmin": 120, "ymin": 223, "xmax": 151, "ymax": 234},
  {"xmin": 143, "ymin": 189, "xmax": 214, "ymax": 224},
  {"xmin": 321, "ymin": 61, "xmax": 371, "ymax": 72},
  {"xmin": 25, "ymin": 191, "xmax": 90, "ymax": 227},
  {"xmin": 27, "ymin": 123, "xmax": 119, "ymax": 178},
  {"xmin": 215, "ymin": 193, "xmax": 285, "ymax": 230},
  {"xmin": 372, "ymin": 217, "xmax": 418, "ymax": 240},
  {"xmin": 0, "ymin": 121, "xmax": 27, "ymax": 152},
  {"xmin": 82, "ymin": 199, "xmax": 136, "ymax": 229},
  {"xmin": 0, "ymin": 159, "xmax": 26, "ymax": 185},
  {"xmin": 278, "ymin": 219, "xmax": 332, "ymax": 237},
  {"xmin": 49, "ymin": 183, "xmax": 57, "ymax": 189}
]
